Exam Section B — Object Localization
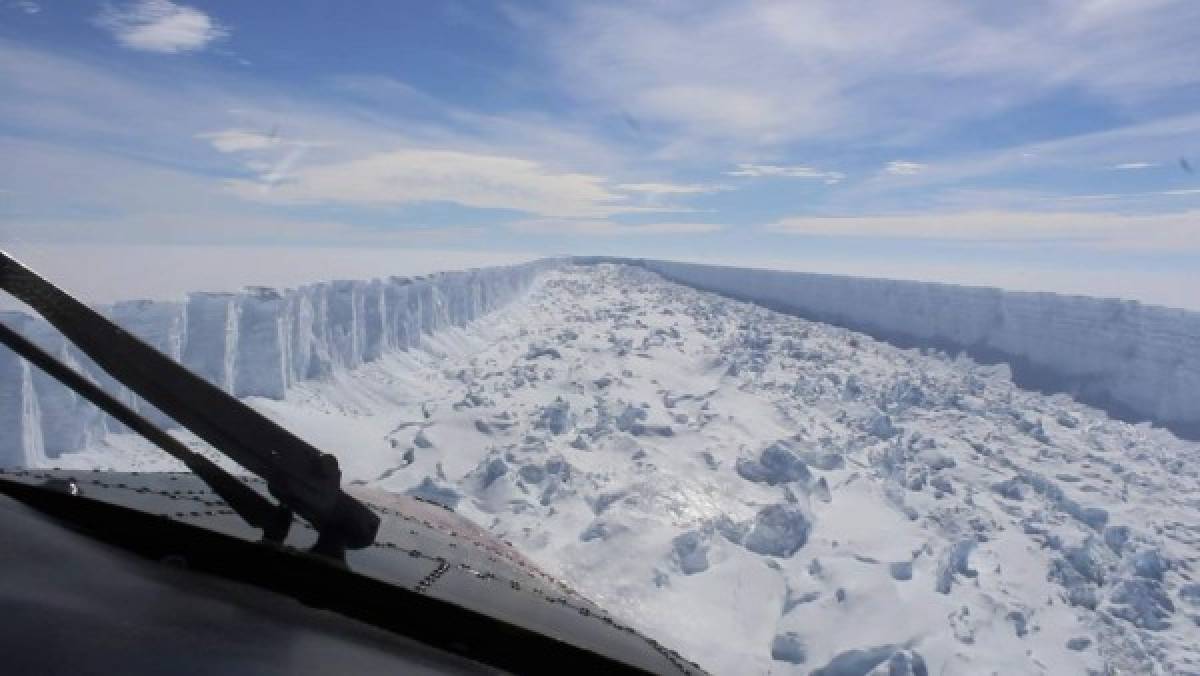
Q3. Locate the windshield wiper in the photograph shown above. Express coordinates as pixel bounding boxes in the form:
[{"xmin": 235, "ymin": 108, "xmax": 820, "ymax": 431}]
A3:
[
  {"xmin": 0, "ymin": 320, "xmax": 292, "ymax": 542},
  {"xmin": 0, "ymin": 250, "xmax": 379, "ymax": 558}
]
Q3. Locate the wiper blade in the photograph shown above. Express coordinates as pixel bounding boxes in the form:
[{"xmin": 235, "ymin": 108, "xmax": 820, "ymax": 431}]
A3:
[
  {"xmin": 0, "ymin": 250, "xmax": 379, "ymax": 558},
  {"xmin": 0, "ymin": 321, "xmax": 292, "ymax": 542}
]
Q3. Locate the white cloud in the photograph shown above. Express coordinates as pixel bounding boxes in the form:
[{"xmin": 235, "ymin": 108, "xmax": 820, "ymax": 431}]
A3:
[
  {"xmin": 1110, "ymin": 162, "xmax": 1158, "ymax": 170},
  {"xmin": 2, "ymin": 41, "xmax": 705, "ymax": 243},
  {"xmin": 884, "ymin": 160, "xmax": 928, "ymax": 175},
  {"xmin": 197, "ymin": 129, "xmax": 277, "ymax": 153},
  {"xmin": 324, "ymin": 73, "xmax": 630, "ymax": 173},
  {"xmin": 725, "ymin": 163, "xmax": 844, "ymax": 184},
  {"xmin": 1056, "ymin": 193, "xmax": 1124, "ymax": 202},
  {"xmin": 511, "ymin": 219, "xmax": 723, "ymax": 236},
  {"xmin": 634, "ymin": 84, "xmax": 800, "ymax": 141},
  {"xmin": 224, "ymin": 147, "xmax": 683, "ymax": 219},
  {"xmin": 1054, "ymin": 187, "xmax": 1200, "ymax": 200},
  {"xmin": 197, "ymin": 128, "xmax": 333, "ymax": 188},
  {"xmin": 95, "ymin": 0, "xmax": 228, "ymax": 53},
  {"xmin": 534, "ymin": 1, "xmax": 1200, "ymax": 150},
  {"xmin": 615, "ymin": 182, "xmax": 731, "ymax": 195},
  {"xmin": 765, "ymin": 210, "xmax": 1200, "ymax": 251}
]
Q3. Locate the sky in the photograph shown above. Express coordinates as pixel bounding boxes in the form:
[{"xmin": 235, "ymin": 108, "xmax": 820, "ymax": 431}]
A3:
[{"xmin": 1, "ymin": 1, "xmax": 1199, "ymax": 308}]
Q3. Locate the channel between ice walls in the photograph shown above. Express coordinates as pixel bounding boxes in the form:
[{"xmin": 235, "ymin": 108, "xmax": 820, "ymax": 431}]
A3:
[
  {"xmin": 0, "ymin": 259, "xmax": 559, "ymax": 466},
  {"xmin": 583, "ymin": 257, "xmax": 1200, "ymax": 441}
]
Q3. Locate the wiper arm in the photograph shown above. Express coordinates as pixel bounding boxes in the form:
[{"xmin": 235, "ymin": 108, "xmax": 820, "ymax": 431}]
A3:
[
  {"xmin": 0, "ymin": 321, "xmax": 292, "ymax": 542},
  {"xmin": 0, "ymin": 250, "xmax": 379, "ymax": 558}
]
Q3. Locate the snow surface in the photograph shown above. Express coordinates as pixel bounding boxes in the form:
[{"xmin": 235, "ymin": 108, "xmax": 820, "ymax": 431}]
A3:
[{"xmin": 18, "ymin": 263, "xmax": 1200, "ymax": 674}]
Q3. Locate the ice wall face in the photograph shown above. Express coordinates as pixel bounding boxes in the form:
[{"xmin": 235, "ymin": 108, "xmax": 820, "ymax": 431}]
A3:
[
  {"xmin": 0, "ymin": 313, "xmax": 115, "ymax": 457},
  {"xmin": 182, "ymin": 292, "xmax": 240, "ymax": 393},
  {"xmin": 610, "ymin": 258, "xmax": 1200, "ymax": 440},
  {"xmin": 111, "ymin": 299, "xmax": 186, "ymax": 361},
  {"xmin": 111, "ymin": 299, "xmax": 187, "ymax": 429},
  {"xmin": 362, "ymin": 280, "xmax": 387, "ymax": 363},
  {"xmin": 0, "ymin": 313, "xmax": 45, "ymax": 468},
  {"xmin": 234, "ymin": 287, "xmax": 289, "ymax": 399},
  {"xmin": 327, "ymin": 280, "xmax": 365, "ymax": 371},
  {"xmin": 0, "ymin": 259, "xmax": 556, "ymax": 466}
]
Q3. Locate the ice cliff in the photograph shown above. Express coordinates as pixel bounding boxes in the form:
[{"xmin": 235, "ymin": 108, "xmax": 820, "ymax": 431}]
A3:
[
  {"xmin": 0, "ymin": 260, "xmax": 556, "ymax": 466},
  {"xmin": 585, "ymin": 258, "xmax": 1200, "ymax": 440}
]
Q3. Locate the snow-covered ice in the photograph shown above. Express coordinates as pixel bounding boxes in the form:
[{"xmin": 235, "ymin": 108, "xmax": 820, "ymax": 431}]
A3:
[
  {"xmin": 630, "ymin": 258, "xmax": 1200, "ymax": 440},
  {"xmin": 7, "ymin": 262, "xmax": 1200, "ymax": 674}
]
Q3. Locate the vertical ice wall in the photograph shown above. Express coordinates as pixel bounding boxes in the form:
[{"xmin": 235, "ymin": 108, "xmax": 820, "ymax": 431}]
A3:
[
  {"xmin": 111, "ymin": 299, "xmax": 187, "ymax": 360},
  {"xmin": 327, "ymin": 280, "xmax": 365, "ymax": 370},
  {"xmin": 234, "ymin": 287, "xmax": 289, "ymax": 399},
  {"xmin": 182, "ymin": 292, "xmax": 240, "ymax": 393},
  {"xmin": 110, "ymin": 299, "xmax": 187, "ymax": 429},
  {"xmin": 0, "ymin": 312, "xmax": 46, "ymax": 467},
  {"xmin": 362, "ymin": 280, "xmax": 387, "ymax": 363},
  {"xmin": 0, "ymin": 259, "xmax": 556, "ymax": 466},
  {"xmin": 25, "ymin": 320, "xmax": 110, "ymax": 455},
  {"xmin": 613, "ymin": 258, "xmax": 1200, "ymax": 440}
]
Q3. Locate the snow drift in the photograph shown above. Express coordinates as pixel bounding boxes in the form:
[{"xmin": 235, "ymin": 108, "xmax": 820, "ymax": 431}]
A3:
[
  {"xmin": 581, "ymin": 258, "xmax": 1200, "ymax": 440},
  {"xmin": 0, "ymin": 259, "xmax": 557, "ymax": 466}
]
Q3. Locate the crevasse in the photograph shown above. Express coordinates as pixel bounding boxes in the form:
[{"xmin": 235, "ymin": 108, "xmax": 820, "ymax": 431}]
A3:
[
  {"xmin": 4, "ymin": 256, "xmax": 1199, "ymax": 466},
  {"xmin": 609, "ymin": 258, "xmax": 1200, "ymax": 440}
]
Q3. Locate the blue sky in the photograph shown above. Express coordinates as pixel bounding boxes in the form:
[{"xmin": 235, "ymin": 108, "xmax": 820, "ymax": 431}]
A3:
[{"xmin": 2, "ymin": 1, "xmax": 1199, "ymax": 306}]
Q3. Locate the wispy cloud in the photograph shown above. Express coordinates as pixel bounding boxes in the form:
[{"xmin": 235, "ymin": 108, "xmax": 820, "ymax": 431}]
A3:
[
  {"xmin": 224, "ymin": 148, "xmax": 687, "ymax": 219},
  {"xmin": 197, "ymin": 128, "xmax": 330, "ymax": 189},
  {"xmin": 198, "ymin": 129, "xmax": 279, "ymax": 153},
  {"xmin": 725, "ymin": 163, "xmax": 844, "ymax": 184},
  {"xmin": 533, "ymin": 1, "xmax": 1200, "ymax": 154},
  {"xmin": 95, "ymin": 0, "xmax": 228, "ymax": 53},
  {"xmin": 884, "ymin": 160, "xmax": 928, "ymax": 176},
  {"xmin": 821, "ymin": 111, "xmax": 1200, "ymax": 210},
  {"xmin": 1055, "ymin": 187, "xmax": 1200, "ymax": 201},
  {"xmin": 1, "ymin": 38, "xmax": 710, "ymax": 242},
  {"xmin": 615, "ymin": 182, "xmax": 731, "ymax": 195},
  {"xmin": 765, "ymin": 210, "xmax": 1200, "ymax": 251},
  {"xmin": 7, "ymin": 1, "xmax": 39, "ymax": 14},
  {"xmin": 8, "ymin": 2, "xmax": 1200, "ymax": 273},
  {"xmin": 511, "ymin": 219, "xmax": 722, "ymax": 236}
]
